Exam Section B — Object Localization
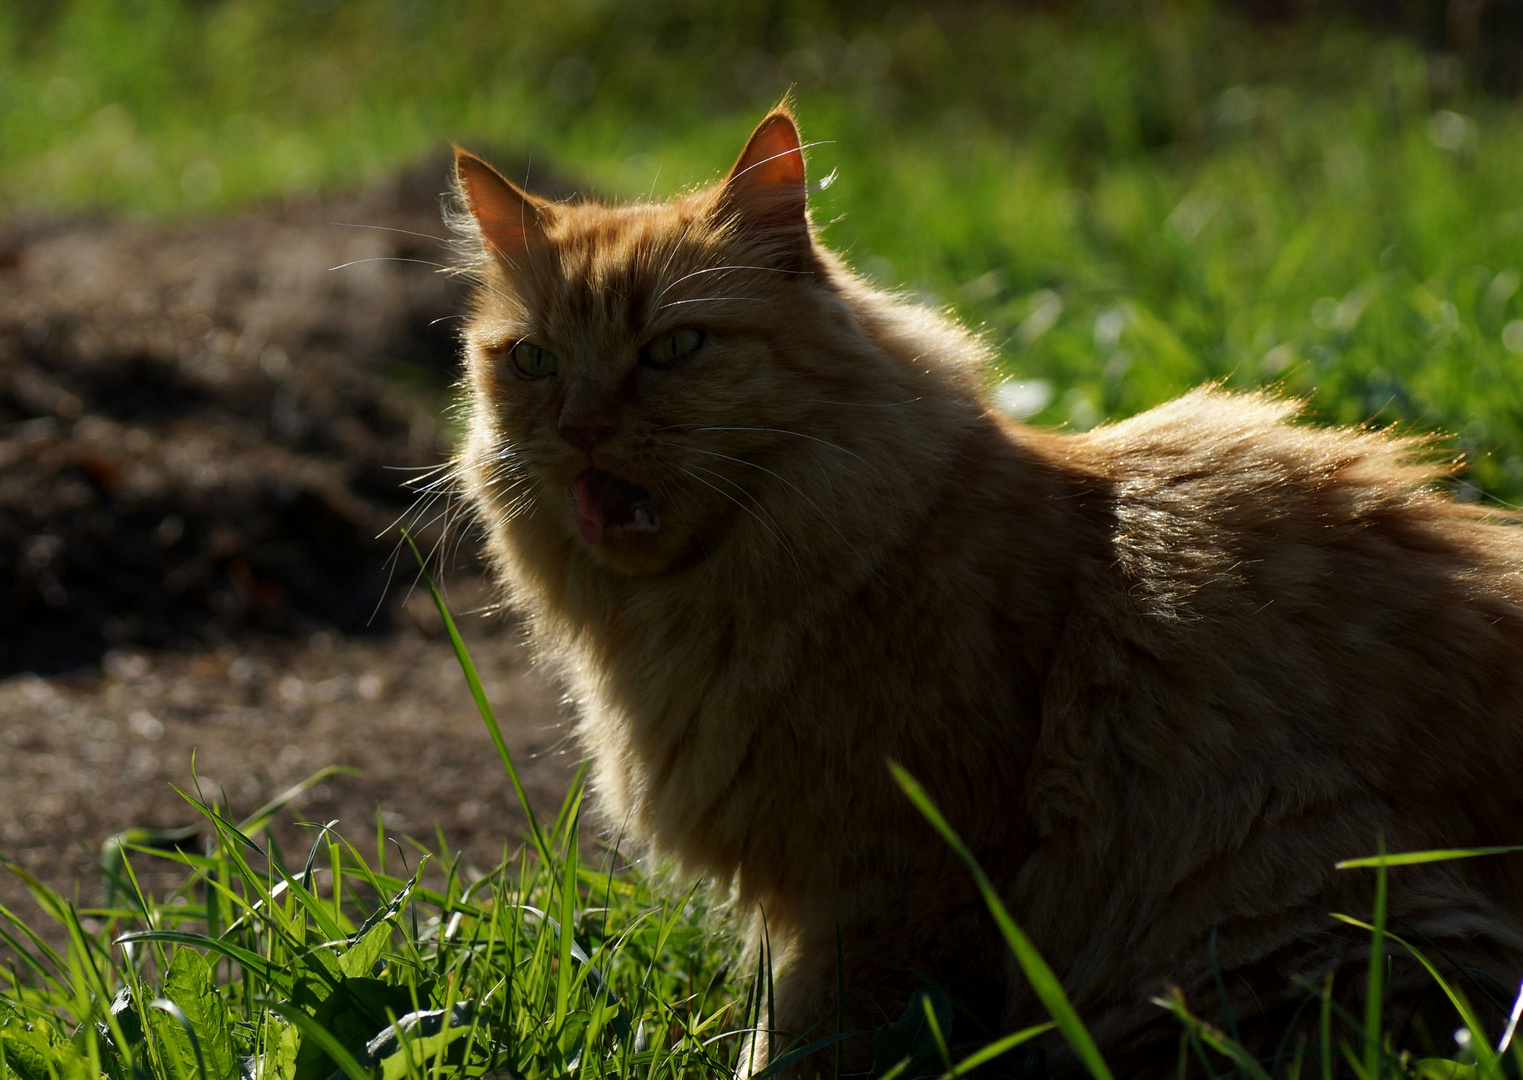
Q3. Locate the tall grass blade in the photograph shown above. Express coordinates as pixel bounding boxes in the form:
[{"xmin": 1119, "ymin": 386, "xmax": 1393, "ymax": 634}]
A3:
[
  {"xmin": 1364, "ymin": 841, "xmax": 1387, "ymax": 1080},
  {"xmin": 922, "ymin": 992, "xmax": 954, "ymax": 1074},
  {"xmin": 403, "ymin": 530, "xmax": 552, "ymax": 866},
  {"xmin": 936, "ymin": 1022, "xmax": 1055, "ymax": 1079},
  {"xmin": 1154, "ymin": 988, "xmax": 1272, "ymax": 1080},
  {"xmin": 1331, "ymin": 914, "xmax": 1502, "ymax": 1077},
  {"xmin": 115, "ymin": 931, "xmax": 280, "ymax": 984},
  {"xmin": 751, "ymin": 1030, "xmax": 862, "ymax": 1080},
  {"xmin": 1207, "ymin": 926, "xmax": 1240, "ymax": 1045},
  {"xmin": 148, "ymin": 999, "xmax": 208, "ymax": 1080},
  {"xmin": 1320, "ymin": 972, "xmax": 1334, "ymax": 1080},
  {"xmin": 553, "ymin": 812, "xmax": 579, "ymax": 1032},
  {"xmin": 240, "ymin": 766, "xmax": 360, "ymax": 837},
  {"xmin": 890, "ymin": 762, "xmax": 1115, "ymax": 1080},
  {"xmin": 1336, "ymin": 847, "xmax": 1523, "ymax": 869}
]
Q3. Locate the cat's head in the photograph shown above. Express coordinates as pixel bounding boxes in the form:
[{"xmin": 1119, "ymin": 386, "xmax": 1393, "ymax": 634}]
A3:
[{"xmin": 452, "ymin": 108, "xmax": 877, "ymax": 577}]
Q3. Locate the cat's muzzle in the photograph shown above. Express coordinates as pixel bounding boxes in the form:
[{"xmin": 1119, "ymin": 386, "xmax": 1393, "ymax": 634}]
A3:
[{"xmin": 570, "ymin": 468, "xmax": 661, "ymax": 544}]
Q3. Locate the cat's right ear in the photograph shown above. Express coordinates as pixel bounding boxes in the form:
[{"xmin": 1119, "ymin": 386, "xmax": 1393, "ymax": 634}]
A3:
[
  {"xmin": 716, "ymin": 110, "xmax": 809, "ymax": 259},
  {"xmin": 453, "ymin": 147, "xmax": 547, "ymax": 262}
]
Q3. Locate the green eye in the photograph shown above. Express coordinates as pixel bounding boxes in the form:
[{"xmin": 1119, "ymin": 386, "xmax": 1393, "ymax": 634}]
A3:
[
  {"xmin": 643, "ymin": 328, "xmax": 705, "ymax": 369},
  {"xmin": 511, "ymin": 342, "xmax": 558, "ymax": 379}
]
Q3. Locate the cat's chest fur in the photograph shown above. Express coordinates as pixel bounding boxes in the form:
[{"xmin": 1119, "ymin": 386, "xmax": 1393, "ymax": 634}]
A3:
[{"xmin": 497, "ymin": 409, "xmax": 1082, "ymax": 903}]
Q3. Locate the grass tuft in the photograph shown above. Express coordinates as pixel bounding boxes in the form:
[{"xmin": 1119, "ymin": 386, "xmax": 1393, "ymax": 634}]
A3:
[{"xmin": 0, "ymin": 572, "xmax": 1512, "ymax": 1080}]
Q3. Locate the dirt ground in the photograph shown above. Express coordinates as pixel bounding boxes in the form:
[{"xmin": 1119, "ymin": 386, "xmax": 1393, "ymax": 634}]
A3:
[{"xmin": 0, "ymin": 156, "xmax": 583, "ymax": 930}]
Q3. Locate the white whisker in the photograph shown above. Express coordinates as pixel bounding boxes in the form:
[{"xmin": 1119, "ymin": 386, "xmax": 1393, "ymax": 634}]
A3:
[
  {"xmin": 655, "ymin": 263, "xmax": 806, "ymax": 305},
  {"xmin": 681, "ymin": 463, "xmax": 802, "ymax": 577},
  {"xmin": 686, "ymin": 447, "xmax": 860, "ymax": 562},
  {"xmin": 328, "ymin": 256, "xmax": 453, "ymax": 272},
  {"xmin": 674, "ymin": 425, "xmax": 885, "ymax": 480},
  {"xmin": 658, "ymin": 296, "xmax": 764, "ymax": 310},
  {"xmin": 331, "ymin": 221, "xmax": 451, "ymax": 245}
]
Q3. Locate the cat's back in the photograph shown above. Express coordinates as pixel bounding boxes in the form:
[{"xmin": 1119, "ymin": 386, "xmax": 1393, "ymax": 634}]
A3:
[
  {"xmin": 1038, "ymin": 386, "xmax": 1523, "ymax": 842},
  {"xmin": 1067, "ymin": 385, "xmax": 1523, "ymax": 624},
  {"xmin": 1008, "ymin": 387, "xmax": 1523, "ymax": 1048}
]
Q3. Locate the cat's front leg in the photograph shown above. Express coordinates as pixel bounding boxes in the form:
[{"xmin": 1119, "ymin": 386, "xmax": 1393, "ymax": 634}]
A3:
[
  {"xmin": 743, "ymin": 937, "xmax": 889, "ymax": 1080},
  {"xmin": 747, "ymin": 906, "xmax": 1002, "ymax": 1080}
]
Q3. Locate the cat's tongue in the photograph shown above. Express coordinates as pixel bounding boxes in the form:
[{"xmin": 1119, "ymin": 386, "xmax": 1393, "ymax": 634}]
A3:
[{"xmin": 572, "ymin": 469, "xmax": 659, "ymax": 545}]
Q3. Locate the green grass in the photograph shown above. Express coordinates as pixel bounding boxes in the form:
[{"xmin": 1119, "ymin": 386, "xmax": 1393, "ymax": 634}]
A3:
[
  {"xmin": 5, "ymin": 3, "xmax": 1523, "ymax": 498},
  {"xmin": 0, "ymin": 575, "xmax": 753, "ymax": 1080},
  {"xmin": 1, "ymin": 769, "xmax": 751, "ymax": 1080},
  {"xmin": 2, "ymin": 577, "xmax": 1520, "ymax": 1079}
]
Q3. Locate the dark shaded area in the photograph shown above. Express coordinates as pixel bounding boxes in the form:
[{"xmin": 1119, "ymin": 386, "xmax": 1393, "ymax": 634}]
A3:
[
  {"xmin": 0, "ymin": 152, "xmax": 574, "ymax": 675},
  {"xmin": 1224, "ymin": 0, "xmax": 1523, "ymax": 95}
]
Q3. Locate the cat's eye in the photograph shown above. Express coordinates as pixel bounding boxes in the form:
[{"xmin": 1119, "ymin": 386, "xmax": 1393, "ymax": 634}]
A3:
[
  {"xmin": 510, "ymin": 342, "xmax": 559, "ymax": 379},
  {"xmin": 643, "ymin": 328, "xmax": 705, "ymax": 369}
]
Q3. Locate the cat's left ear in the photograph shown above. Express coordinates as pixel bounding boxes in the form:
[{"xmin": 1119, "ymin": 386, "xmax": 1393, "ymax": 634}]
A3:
[
  {"xmin": 717, "ymin": 109, "xmax": 809, "ymax": 256},
  {"xmin": 454, "ymin": 146, "xmax": 548, "ymax": 263}
]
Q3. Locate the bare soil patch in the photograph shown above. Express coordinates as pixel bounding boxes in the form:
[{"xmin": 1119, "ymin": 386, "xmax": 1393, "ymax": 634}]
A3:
[{"xmin": 0, "ymin": 158, "xmax": 578, "ymax": 928}]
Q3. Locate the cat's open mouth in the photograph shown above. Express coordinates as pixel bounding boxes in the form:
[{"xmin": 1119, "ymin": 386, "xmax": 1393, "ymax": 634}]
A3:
[{"xmin": 570, "ymin": 468, "xmax": 661, "ymax": 544}]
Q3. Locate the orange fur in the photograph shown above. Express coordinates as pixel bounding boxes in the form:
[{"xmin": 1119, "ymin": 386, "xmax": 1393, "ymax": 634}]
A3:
[{"xmin": 450, "ymin": 110, "xmax": 1523, "ymax": 1076}]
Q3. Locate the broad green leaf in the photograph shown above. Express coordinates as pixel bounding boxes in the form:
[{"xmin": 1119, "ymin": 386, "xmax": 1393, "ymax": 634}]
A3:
[
  {"xmin": 256, "ymin": 1014, "xmax": 300, "ymax": 1080},
  {"xmin": 159, "ymin": 949, "xmax": 237, "ymax": 1080},
  {"xmin": 109, "ymin": 985, "xmax": 144, "ymax": 1047},
  {"xmin": 290, "ymin": 978, "xmax": 419, "ymax": 1080},
  {"xmin": 0, "ymin": 1016, "xmax": 65, "ymax": 1080},
  {"xmin": 272, "ymin": 1005, "xmax": 370, "ymax": 1080},
  {"xmin": 378, "ymin": 1027, "xmax": 468, "ymax": 1080},
  {"xmin": 337, "ymin": 920, "xmax": 390, "ymax": 979},
  {"xmin": 352, "ymin": 1003, "xmax": 476, "ymax": 1080}
]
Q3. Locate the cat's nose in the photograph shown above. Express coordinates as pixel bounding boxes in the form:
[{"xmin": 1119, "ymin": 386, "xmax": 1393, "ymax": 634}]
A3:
[
  {"xmin": 558, "ymin": 417, "xmax": 614, "ymax": 452},
  {"xmin": 558, "ymin": 381, "xmax": 618, "ymax": 451}
]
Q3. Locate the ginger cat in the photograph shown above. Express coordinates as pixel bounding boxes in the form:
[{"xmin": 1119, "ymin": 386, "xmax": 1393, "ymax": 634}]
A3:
[{"xmin": 450, "ymin": 109, "xmax": 1523, "ymax": 1076}]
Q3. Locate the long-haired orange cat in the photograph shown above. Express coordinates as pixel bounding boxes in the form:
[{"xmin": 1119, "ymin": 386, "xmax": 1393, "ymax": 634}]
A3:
[{"xmin": 450, "ymin": 108, "xmax": 1523, "ymax": 1076}]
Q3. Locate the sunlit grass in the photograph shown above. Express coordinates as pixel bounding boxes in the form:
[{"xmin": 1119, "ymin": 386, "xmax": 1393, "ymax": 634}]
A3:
[
  {"xmin": 5, "ymin": 4, "xmax": 1523, "ymax": 497},
  {"xmin": 0, "ymin": 570, "xmax": 756, "ymax": 1080},
  {"xmin": 1, "ymin": 771, "xmax": 754, "ymax": 1079},
  {"xmin": 1, "ymin": 573, "xmax": 1518, "ymax": 1078}
]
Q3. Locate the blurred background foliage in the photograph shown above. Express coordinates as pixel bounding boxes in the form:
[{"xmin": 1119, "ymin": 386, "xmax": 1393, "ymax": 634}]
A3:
[{"xmin": 5, "ymin": 0, "xmax": 1523, "ymax": 497}]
